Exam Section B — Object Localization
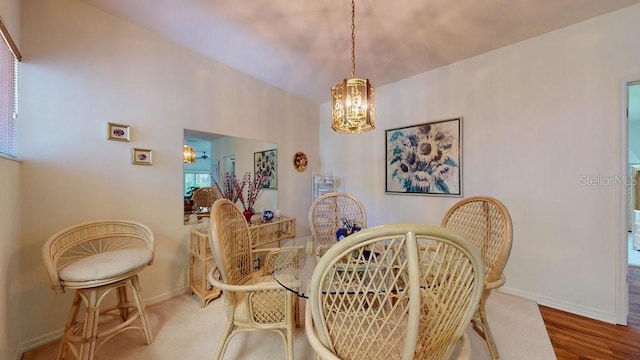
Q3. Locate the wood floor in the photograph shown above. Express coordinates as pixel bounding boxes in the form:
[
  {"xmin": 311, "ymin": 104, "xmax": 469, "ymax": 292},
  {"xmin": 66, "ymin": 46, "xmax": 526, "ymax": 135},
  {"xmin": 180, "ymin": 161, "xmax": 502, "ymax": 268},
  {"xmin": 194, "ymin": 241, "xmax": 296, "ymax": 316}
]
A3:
[{"xmin": 538, "ymin": 265, "xmax": 640, "ymax": 359}]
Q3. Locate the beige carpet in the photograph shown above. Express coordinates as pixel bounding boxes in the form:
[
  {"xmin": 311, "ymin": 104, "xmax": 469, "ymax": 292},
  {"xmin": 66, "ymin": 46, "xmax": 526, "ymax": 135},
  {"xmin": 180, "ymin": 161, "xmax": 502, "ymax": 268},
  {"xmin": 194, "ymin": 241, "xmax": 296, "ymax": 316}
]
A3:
[{"xmin": 23, "ymin": 290, "xmax": 555, "ymax": 359}]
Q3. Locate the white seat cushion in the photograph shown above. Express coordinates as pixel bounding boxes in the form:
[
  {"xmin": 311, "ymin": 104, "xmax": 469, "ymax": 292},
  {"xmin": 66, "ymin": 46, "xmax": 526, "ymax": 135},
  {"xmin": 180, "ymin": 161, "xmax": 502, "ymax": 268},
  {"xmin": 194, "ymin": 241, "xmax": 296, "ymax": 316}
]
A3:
[{"xmin": 59, "ymin": 249, "xmax": 152, "ymax": 282}]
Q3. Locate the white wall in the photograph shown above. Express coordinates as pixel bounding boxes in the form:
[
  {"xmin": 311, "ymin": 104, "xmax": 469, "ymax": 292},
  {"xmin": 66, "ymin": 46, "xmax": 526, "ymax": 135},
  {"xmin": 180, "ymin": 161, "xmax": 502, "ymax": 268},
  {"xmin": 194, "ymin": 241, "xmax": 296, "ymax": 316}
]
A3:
[
  {"xmin": 319, "ymin": 4, "xmax": 640, "ymax": 323},
  {"xmin": 0, "ymin": 0, "xmax": 21, "ymax": 358},
  {"xmin": 17, "ymin": 0, "xmax": 318, "ymax": 350},
  {"xmin": 0, "ymin": 158, "xmax": 21, "ymax": 360}
]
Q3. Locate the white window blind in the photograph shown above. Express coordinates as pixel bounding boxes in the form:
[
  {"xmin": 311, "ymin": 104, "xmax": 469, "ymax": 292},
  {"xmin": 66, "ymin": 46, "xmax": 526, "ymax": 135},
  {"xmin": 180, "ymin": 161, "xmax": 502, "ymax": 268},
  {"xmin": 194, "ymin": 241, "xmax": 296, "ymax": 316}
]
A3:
[{"xmin": 0, "ymin": 18, "xmax": 20, "ymax": 157}]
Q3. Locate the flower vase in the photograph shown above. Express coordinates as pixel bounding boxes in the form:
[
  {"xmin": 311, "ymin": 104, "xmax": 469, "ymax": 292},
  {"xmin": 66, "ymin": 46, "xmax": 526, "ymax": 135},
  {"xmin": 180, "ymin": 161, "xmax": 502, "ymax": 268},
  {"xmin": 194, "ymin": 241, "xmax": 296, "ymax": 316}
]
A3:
[{"xmin": 242, "ymin": 209, "xmax": 254, "ymax": 223}]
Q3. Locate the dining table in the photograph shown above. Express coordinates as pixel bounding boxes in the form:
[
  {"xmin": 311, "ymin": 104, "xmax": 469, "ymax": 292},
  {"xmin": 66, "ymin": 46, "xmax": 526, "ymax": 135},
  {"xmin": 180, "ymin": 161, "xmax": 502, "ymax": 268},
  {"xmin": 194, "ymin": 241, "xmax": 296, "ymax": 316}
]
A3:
[
  {"xmin": 272, "ymin": 236, "xmax": 318, "ymax": 298},
  {"xmin": 272, "ymin": 235, "xmax": 389, "ymax": 299}
]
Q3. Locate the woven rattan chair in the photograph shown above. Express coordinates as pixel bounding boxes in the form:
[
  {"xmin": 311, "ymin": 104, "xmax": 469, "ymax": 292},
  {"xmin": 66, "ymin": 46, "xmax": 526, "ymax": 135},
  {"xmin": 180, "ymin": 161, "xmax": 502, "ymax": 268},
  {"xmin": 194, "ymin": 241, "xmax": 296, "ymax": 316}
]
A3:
[
  {"xmin": 42, "ymin": 220, "xmax": 155, "ymax": 360},
  {"xmin": 191, "ymin": 186, "xmax": 221, "ymax": 211},
  {"xmin": 305, "ymin": 223, "xmax": 485, "ymax": 360},
  {"xmin": 441, "ymin": 196, "xmax": 513, "ymax": 360},
  {"xmin": 206, "ymin": 199, "xmax": 298, "ymax": 360},
  {"xmin": 308, "ymin": 192, "xmax": 366, "ymax": 256}
]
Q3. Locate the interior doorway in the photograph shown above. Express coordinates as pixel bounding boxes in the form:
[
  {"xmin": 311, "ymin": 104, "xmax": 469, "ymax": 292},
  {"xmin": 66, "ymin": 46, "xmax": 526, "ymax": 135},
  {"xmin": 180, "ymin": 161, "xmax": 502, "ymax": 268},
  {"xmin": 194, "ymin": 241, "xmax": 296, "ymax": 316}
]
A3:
[
  {"xmin": 617, "ymin": 81, "xmax": 640, "ymax": 326},
  {"xmin": 628, "ymin": 83, "xmax": 640, "ymax": 266}
]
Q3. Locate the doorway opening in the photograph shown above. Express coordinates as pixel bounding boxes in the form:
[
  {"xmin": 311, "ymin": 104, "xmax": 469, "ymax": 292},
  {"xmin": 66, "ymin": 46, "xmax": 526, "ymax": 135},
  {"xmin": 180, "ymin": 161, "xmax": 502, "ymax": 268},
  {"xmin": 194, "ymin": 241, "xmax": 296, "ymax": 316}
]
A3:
[
  {"xmin": 627, "ymin": 82, "xmax": 640, "ymax": 267},
  {"xmin": 625, "ymin": 81, "xmax": 640, "ymax": 327}
]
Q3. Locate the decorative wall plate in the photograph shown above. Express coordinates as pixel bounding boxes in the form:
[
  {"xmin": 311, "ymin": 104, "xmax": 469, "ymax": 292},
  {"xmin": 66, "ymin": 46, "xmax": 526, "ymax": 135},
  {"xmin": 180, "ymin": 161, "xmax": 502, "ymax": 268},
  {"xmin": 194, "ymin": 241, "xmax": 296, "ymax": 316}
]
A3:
[{"xmin": 293, "ymin": 151, "xmax": 308, "ymax": 172}]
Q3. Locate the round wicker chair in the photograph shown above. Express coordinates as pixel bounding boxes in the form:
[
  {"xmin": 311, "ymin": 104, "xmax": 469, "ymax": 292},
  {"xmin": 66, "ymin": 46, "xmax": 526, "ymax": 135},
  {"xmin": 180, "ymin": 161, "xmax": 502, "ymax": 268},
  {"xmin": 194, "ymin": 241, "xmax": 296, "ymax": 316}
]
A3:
[
  {"xmin": 308, "ymin": 192, "xmax": 367, "ymax": 256},
  {"xmin": 305, "ymin": 223, "xmax": 485, "ymax": 360},
  {"xmin": 42, "ymin": 220, "xmax": 155, "ymax": 360},
  {"xmin": 206, "ymin": 199, "xmax": 298, "ymax": 360},
  {"xmin": 191, "ymin": 186, "xmax": 221, "ymax": 211},
  {"xmin": 441, "ymin": 196, "xmax": 513, "ymax": 360}
]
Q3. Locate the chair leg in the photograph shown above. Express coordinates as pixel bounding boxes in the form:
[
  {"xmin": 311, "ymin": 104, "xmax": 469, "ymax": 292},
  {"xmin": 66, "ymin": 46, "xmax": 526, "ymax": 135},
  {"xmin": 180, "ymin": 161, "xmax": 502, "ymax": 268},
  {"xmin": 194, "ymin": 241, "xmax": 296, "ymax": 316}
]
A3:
[
  {"xmin": 116, "ymin": 285, "xmax": 130, "ymax": 321},
  {"xmin": 472, "ymin": 294, "xmax": 500, "ymax": 360},
  {"xmin": 130, "ymin": 275, "xmax": 154, "ymax": 344},
  {"xmin": 78, "ymin": 289, "xmax": 99, "ymax": 360},
  {"xmin": 286, "ymin": 327, "xmax": 294, "ymax": 360},
  {"xmin": 294, "ymin": 297, "xmax": 300, "ymax": 327},
  {"xmin": 57, "ymin": 292, "xmax": 83, "ymax": 360},
  {"xmin": 214, "ymin": 320, "xmax": 235, "ymax": 360},
  {"xmin": 286, "ymin": 291, "xmax": 295, "ymax": 359}
]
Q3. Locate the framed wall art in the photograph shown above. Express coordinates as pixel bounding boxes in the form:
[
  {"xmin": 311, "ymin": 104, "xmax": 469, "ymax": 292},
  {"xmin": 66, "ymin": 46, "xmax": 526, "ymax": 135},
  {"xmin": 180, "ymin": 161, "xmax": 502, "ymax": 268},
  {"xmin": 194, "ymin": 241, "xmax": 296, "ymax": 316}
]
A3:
[
  {"xmin": 107, "ymin": 122, "xmax": 131, "ymax": 142},
  {"xmin": 132, "ymin": 148, "xmax": 153, "ymax": 165},
  {"xmin": 385, "ymin": 117, "xmax": 462, "ymax": 196},
  {"xmin": 254, "ymin": 149, "xmax": 277, "ymax": 189}
]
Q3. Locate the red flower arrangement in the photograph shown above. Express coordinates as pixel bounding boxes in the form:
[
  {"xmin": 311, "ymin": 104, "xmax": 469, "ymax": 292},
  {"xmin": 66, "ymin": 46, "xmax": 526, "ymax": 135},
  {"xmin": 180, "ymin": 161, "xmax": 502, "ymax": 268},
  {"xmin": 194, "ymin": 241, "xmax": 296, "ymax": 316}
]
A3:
[
  {"xmin": 235, "ymin": 172, "xmax": 267, "ymax": 211},
  {"xmin": 213, "ymin": 171, "xmax": 267, "ymax": 212},
  {"xmin": 213, "ymin": 172, "xmax": 240, "ymax": 203}
]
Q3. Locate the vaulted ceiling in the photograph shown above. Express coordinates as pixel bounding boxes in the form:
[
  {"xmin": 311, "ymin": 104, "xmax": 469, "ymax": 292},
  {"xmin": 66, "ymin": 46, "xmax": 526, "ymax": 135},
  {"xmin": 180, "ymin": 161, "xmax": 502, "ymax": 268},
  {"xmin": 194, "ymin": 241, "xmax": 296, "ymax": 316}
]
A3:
[{"xmin": 82, "ymin": 0, "xmax": 640, "ymax": 104}]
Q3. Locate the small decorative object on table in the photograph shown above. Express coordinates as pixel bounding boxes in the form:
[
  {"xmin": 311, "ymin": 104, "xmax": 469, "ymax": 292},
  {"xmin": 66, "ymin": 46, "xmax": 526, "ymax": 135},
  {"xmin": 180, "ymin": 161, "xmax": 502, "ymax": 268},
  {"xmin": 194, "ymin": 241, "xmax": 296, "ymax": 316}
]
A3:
[
  {"xmin": 335, "ymin": 218, "xmax": 362, "ymax": 240},
  {"xmin": 242, "ymin": 209, "xmax": 254, "ymax": 222},
  {"xmin": 262, "ymin": 210, "xmax": 274, "ymax": 222}
]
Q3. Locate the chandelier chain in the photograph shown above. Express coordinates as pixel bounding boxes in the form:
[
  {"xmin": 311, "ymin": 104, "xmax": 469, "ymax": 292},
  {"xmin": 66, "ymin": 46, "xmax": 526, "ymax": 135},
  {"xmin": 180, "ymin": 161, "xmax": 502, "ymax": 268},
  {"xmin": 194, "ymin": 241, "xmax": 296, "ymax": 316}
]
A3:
[{"xmin": 351, "ymin": 0, "xmax": 356, "ymax": 78}]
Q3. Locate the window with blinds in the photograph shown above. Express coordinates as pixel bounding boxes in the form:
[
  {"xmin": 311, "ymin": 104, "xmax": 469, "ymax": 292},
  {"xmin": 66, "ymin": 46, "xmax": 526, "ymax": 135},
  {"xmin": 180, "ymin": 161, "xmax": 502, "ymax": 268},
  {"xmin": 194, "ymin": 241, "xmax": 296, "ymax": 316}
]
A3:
[{"xmin": 0, "ymin": 18, "xmax": 20, "ymax": 158}]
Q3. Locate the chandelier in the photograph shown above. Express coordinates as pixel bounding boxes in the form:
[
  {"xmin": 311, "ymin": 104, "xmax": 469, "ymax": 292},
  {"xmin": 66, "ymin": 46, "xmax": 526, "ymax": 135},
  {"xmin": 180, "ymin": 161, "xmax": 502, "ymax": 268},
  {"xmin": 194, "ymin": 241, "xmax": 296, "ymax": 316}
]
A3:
[
  {"xmin": 331, "ymin": 0, "xmax": 375, "ymax": 134},
  {"xmin": 183, "ymin": 143, "xmax": 196, "ymax": 164}
]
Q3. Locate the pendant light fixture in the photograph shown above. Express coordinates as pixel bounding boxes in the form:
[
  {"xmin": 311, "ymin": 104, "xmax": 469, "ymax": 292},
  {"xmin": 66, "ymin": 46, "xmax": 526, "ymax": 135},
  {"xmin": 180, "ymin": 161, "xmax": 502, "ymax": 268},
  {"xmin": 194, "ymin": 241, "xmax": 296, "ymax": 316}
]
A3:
[
  {"xmin": 331, "ymin": 0, "xmax": 375, "ymax": 134},
  {"xmin": 183, "ymin": 142, "xmax": 196, "ymax": 164}
]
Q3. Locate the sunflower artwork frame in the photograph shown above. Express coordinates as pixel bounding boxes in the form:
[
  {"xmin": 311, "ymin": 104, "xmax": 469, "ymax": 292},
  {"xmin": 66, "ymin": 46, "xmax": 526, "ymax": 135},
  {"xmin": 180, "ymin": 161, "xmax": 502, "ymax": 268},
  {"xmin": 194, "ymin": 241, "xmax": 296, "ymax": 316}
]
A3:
[
  {"xmin": 385, "ymin": 117, "xmax": 462, "ymax": 197},
  {"xmin": 254, "ymin": 149, "xmax": 277, "ymax": 190}
]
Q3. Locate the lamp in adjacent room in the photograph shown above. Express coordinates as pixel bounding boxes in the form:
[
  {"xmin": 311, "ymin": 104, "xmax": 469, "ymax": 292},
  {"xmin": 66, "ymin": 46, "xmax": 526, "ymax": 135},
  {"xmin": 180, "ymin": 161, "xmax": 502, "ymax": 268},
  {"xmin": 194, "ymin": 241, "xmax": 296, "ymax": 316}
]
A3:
[
  {"xmin": 331, "ymin": 0, "xmax": 375, "ymax": 134},
  {"xmin": 183, "ymin": 143, "xmax": 196, "ymax": 164}
]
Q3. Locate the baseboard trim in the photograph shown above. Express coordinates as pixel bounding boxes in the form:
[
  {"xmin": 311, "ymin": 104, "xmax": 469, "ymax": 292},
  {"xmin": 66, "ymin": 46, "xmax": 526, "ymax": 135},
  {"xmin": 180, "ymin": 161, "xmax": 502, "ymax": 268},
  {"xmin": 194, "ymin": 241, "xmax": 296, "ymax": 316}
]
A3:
[
  {"xmin": 18, "ymin": 286, "xmax": 191, "ymax": 356},
  {"xmin": 500, "ymin": 286, "xmax": 617, "ymax": 324}
]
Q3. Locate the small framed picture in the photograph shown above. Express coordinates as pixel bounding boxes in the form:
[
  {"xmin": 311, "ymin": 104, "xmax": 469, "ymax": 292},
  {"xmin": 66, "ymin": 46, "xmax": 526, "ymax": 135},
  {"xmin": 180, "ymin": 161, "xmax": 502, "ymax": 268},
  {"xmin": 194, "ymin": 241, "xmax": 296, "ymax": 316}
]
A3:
[
  {"xmin": 107, "ymin": 122, "xmax": 131, "ymax": 142},
  {"xmin": 132, "ymin": 148, "xmax": 153, "ymax": 165}
]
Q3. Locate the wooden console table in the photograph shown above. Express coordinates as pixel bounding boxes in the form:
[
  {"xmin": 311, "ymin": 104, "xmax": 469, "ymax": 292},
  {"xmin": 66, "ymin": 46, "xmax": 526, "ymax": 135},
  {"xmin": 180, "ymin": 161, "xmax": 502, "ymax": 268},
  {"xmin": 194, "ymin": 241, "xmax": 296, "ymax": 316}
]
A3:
[{"xmin": 189, "ymin": 216, "xmax": 296, "ymax": 307}]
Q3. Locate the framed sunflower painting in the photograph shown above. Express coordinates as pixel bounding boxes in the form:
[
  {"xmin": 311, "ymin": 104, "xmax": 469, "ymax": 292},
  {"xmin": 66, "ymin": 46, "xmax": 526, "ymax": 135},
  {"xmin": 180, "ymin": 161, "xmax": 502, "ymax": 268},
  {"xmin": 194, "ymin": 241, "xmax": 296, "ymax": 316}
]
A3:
[
  {"xmin": 385, "ymin": 117, "xmax": 462, "ymax": 196},
  {"xmin": 254, "ymin": 149, "xmax": 277, "ymax": 190}
]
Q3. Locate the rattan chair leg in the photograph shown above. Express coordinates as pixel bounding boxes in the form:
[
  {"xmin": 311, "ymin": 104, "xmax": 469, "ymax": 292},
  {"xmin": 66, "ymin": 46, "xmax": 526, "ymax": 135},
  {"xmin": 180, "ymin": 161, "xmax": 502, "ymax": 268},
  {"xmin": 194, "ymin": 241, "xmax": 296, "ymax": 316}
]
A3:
[
  {"xmin": 57, "ymin": 292, "xmax": 82, "ymax": 360},
  {"xmin": 294, "ymin": 298, "xmax": 300, "ymax": 327},
  {"xmin": 55, "ymin": 337, "xmax": 66, "ymax": 360},
  {"xmin": 214, "ymin": 321, "xmax": 234, "ymax": 360},
  {"xmin": 116, "ymin": 286, "xmax": 130, "ymax": 321},
  {"xmin": 79, "ymin": 289, "xmax": 99, "ymax": 360},
  {"xmin": 131, "ymin": 275, "xmax": 154, "ymax": 344},
  {"xmin": 472, "ymin": 294, "xmax": 500, "ymax": 360},
  {"xmin": 286, "ymin": 327, "xmax": 294, "ymax": 360}
]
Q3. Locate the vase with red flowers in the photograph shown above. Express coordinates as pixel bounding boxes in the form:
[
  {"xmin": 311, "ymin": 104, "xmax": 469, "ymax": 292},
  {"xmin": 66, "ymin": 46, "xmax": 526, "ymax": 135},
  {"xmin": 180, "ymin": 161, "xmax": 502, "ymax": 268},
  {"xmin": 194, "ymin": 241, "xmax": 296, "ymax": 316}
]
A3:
[{"xmin": 235, "ymin": 172, "xmax": 267, "ymax": 222}]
